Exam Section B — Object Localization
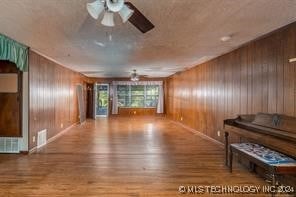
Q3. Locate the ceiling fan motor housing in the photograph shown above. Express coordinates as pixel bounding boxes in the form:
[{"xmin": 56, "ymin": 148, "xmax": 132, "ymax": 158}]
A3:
[
  {"xmin": 106, "ymin": 0, "xmax": 124, "ymax": 12},
  {"xmin": 131, "ymin": 70, "xmax": 139, "ymax": 81}
]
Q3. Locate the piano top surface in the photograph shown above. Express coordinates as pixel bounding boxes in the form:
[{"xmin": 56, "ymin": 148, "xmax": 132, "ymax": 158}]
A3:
[
  {"xmin": 224, "ymin": 113, "xmax": 296, "ymax": 158},
  {"xmin": 232, "ymin": 119, "xmax": 296, "ymax": 142},
  {"xmin": 224, "ymin": 113, "xmax": 296, "ymax": 143}
]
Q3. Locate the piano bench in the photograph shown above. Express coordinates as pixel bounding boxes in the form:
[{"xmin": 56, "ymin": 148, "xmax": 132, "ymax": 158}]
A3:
[{"xmin": 229, "ymin": 143, "xmax": 296, "ymax": 192}]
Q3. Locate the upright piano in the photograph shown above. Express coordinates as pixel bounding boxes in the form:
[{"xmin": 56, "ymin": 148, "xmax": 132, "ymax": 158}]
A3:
[
  {"xmin": 224, "ymin": 113, "xmax": 296, "ymax": 194},
  {"xmin": 224, "ymin": 113, "xmax": 296, "ymax": 165}
]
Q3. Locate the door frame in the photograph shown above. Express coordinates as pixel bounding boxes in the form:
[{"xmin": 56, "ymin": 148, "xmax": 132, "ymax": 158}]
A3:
[{"xmin": 94, "ymin": 83, "xmax": 109, "ymax": 118}]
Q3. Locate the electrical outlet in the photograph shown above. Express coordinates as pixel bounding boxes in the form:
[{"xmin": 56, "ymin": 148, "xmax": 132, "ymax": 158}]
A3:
[
  {"xmin": 180, "ymin": 117, "xmax": 183, "ymax": 121},
  {"xmin": 217, "ymin": 130, "xmax": 221, "ymax": 137},
  {"xmin": 32, "ymin": 136, "xmax": 36, "ymax": 143}
]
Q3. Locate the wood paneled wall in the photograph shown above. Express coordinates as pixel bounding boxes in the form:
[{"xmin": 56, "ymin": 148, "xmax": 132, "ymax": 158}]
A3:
[
  {"xmin": 165, "ymin": 22, "xmax": 296, "ymax": 143},
  {"xmin": 118, "ymin": 108, "xmax": 157, "ymax": 116},
  {"xmin": 29, "ymin": 51, "xmax": 88, "ymax": 149},
  {"xmin": 86, "ymin": 83, "xmax": 94, "ymax": 119}
]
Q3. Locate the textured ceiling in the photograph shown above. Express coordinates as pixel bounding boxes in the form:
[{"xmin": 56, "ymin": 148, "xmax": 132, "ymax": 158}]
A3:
[{"xmin": 0, "ymin": 0, "xmax": 295, "ymax": 77}]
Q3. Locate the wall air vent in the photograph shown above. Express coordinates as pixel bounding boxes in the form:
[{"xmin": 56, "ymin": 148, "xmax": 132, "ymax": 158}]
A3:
[
  {"xmin": 0, "ymin": 137, "xmax": 20, "ymax": 153},
  {"xmin": 37, "ymin": 129, "xmax": 47, "ymax": 148}
]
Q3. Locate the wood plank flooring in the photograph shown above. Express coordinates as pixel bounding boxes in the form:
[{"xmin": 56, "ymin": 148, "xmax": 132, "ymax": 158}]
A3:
[{"xmin": 0, "ymin": 117, "xmax": 279, "ymax": 196}]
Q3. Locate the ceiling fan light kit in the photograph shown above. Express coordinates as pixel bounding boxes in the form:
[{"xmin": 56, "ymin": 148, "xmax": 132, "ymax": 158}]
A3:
[
  {"xmin": 101, "ymin": 12, "xmax": 115, "ymax": 27},
  {"xmin": 87, "ymin": 0, "xmax": 154, "ymax": 33},
  {"xmin": 119, "ymin": 4, "xmax": 134, "ymax": 23},
  {"xmin": 86, "ymin": 0, "xmax": 104, "ymax": 19}
]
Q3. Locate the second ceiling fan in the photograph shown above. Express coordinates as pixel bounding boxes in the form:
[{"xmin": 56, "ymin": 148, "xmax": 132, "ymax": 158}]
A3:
[{"xmin": 87, "ymin": 0, "xmax": 155, "ymax": 33}]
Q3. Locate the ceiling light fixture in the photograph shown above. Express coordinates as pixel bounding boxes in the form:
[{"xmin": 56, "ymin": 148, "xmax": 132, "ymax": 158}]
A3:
[
  {"xmin": 130, "ymin": 69, "xmax": 139, "ymax": 81},
  {"xmin": 87, "ymin": 0, "xmax": 134, "ymax": 27},
  {"xmin": 220, "ymin": 35, "xmax": 232, "ymax": 42}
]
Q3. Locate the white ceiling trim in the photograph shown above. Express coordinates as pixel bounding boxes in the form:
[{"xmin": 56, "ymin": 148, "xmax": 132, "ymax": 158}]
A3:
[{"xmin": 30, "ymin": 49, "xmax": 66, "ymax": 68}]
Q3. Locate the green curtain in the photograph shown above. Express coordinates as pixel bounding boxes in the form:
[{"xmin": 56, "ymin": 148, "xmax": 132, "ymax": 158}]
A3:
[{"xmin": 0, "ymin": 34, "xmax": 28, "ymax": 71}]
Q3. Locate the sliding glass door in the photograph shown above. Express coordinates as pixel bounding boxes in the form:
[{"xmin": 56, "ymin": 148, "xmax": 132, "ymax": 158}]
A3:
[{"xmin": 95, "ymin": 84, "xmax": 109, "ymax": 117}]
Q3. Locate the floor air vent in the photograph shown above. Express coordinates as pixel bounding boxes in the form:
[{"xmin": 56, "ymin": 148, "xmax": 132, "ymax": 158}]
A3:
[
  {"xmin": 0, "ymin": 138, "xmax": 20, "ymax": 153},
  {"xmin": 37, "ymin": 129, "xmax": 47, "ymax": 148}
]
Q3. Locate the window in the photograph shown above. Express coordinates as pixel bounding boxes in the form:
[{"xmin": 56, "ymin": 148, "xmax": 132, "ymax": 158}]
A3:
[
  {"xmin": 117, "ymin": 85, "xmax": 159, "ymax": 108},
  {"xmin": 146, "ymin": 85, "xmax": 159, "ymax": 107},
  {"xmin": 131, "ymin": 85, "xmax": 145, "ymax": 107},
  {"xmin": 117, "ymin": 85, "xmax": 129, "ymax": 107}
]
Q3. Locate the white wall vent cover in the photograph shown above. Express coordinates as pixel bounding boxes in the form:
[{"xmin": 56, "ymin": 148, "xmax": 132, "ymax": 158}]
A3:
[
  {"xmin": 37, "ymin": 129, "xmax": 47, "ymax": 148},
  {"xmin": 0, "ymin": 137, "xmax": 20, "ymax": 153}
]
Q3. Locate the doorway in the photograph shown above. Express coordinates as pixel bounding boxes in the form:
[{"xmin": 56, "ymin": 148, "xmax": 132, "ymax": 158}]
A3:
[
  {"xmin": 95, "ymin": 84, "xmax": 109, "ymax": 117},
  {"xmin": 0, "ymin": 61, "xmax": 22, "ymax": 137}
]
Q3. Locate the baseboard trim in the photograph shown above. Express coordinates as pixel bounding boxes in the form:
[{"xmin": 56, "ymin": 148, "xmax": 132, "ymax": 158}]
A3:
[
  {"xmin": 47, "ymin": 123, "xmax": 78, "ymax": 145},
  {"xmin": 29, "ymin": 147, "xmax": 37, "ymax": 154},
  {"xmin": 29, "ymin": 122, "xmax": 78, "ymax": 154},
  {"xmin": 170, "ymin": 120, "xmax": 224, "ymax": 147}
]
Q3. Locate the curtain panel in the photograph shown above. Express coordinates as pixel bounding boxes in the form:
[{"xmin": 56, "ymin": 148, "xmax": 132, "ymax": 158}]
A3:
[
  {"xmin": 0, "ymin": 34, "xmax": 29, "ymax": 71},
  {"xmin": 111, "ymin": 84, "xmax": 118, "ymax": 114},
  {"xmin": 157, "ymin": 84, "xmax": 164, "ymax": 114}
]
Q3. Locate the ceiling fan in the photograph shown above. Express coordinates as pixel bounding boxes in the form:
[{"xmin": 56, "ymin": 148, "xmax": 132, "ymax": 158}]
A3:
[
  {"xmin": 87, "ymin": 0, "xmax": 155, "ymax": 33},
  {"xmin": 130, "ymin": 69, "xmax": 139, "ymax": 81},
  {"xmin": 130, "ymin": 69, "xmax": 149, "ymax": 81}
]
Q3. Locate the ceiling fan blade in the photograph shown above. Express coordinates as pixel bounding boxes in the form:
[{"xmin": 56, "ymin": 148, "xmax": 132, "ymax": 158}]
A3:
[{"xmin": 125, "ymin": 2, "xmax": 155, "ymax": 33}]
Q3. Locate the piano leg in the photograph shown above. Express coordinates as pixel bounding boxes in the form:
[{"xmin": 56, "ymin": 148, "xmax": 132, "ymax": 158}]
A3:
[
  {"xmin": 249, "ymin": 162, "xmax": 256, "ymax": 172},
  {"xmin": 271, "ymin": 173, "xmax": 277, "ymax": 197},
  {"xmin": 229, "ymin": 146, "xmax": 233, "ymax": 173},
  {"xmin": 225, "ymin": 132, "xmax": 229, "ymax": 166}
]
